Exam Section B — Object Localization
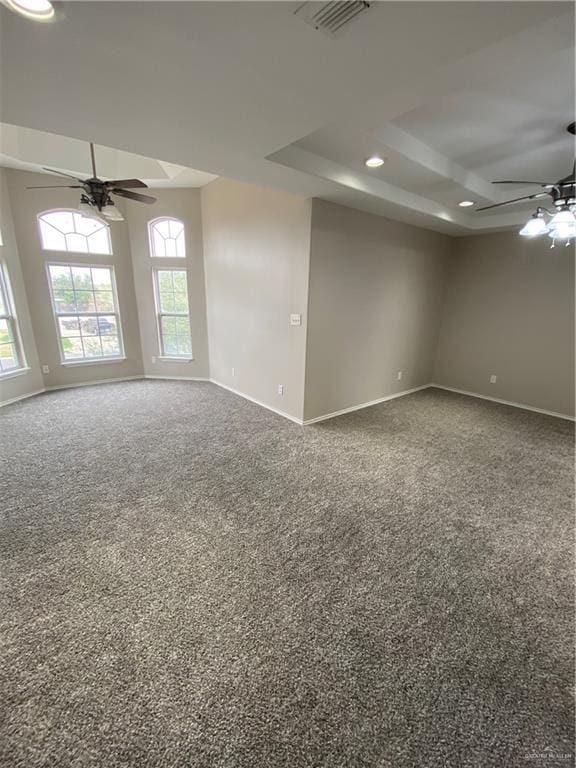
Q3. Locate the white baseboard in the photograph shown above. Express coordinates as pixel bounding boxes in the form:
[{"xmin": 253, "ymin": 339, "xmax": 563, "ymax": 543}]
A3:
[
  {"xmin": 210, "ymin": 379, "xmax": 304, "ymax": 425},
  {"xmin": 431, "ymin": 383, "xmax": 575, "ymax": 422},
  {"xmin": 0, "ymin": 387, "xmax": 46, "ymax": 408},
  {"xmin": 302, "ymin": 384, "xmax": 433, "ymax": 425},
  {"xmin": 144, "ymin": 375, "xmax": 209, "ymax": 382},
  {"xmin": 46, "ymin": 375, "xmax": 143, "ymax": 392},
  {"xmin": 5, "ymin": 376, "xmax": 571, "ymax": 426}
]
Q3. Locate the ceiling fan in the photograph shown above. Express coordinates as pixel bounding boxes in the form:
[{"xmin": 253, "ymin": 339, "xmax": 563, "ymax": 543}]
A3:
[
  {"xmin": 27, "ymin": 142, "xmax": 157, "ymax": 222},
  {"xmin": 476, "ymin": 122, "xmax": 575, "ymax": 245}
]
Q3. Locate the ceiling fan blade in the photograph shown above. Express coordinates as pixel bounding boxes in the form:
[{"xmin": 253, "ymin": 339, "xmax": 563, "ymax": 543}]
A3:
[
  {"xmin": 105, "ymin": 179, "xmax": 148, "ymax": 189},
  {"xmin": 111, "ymin": 188, "xmax": 157, "ymax": 204},
  {"xmin": 27, "ymin": 185, "xmax": 83, "ymax": 189},
  {"xmin": 476, "ymin": 192, "xmax": 548, "ymax": 212},
  {"xmin": 491, "ymin": 180, "xmax": 553, "ymax": 186},
  {"xmin": 43, "ymin": 167, "xmax": 86, "ymax": 182}
]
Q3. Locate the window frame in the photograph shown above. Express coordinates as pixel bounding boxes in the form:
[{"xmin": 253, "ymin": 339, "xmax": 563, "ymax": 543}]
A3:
[
  {"xmin": 37, "ymin": 208, "xmax": 112, "ymax": 256},
  {"xmin": 152, "ymin": 267, "xmax": 193, "ymax": 361},
  {"xmin": 148, "ymin": 217, "xmax": 186, "ymax": 259},
  {"xmin": 46, "ymin": 261, "xmax": 126, "ymax": 366},
  {"xmin": 0, "ymin": 261, "xmax": 28, "ymax": 378}
]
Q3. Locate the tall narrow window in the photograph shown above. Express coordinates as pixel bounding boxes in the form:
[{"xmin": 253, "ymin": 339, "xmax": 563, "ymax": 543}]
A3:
[
  {"xmin": 153, "ymin": 269, "xmax": 192, "ymax": 358},
  {"xmin": 47, "ymin": 264, "xmax": 124, "ymax": 362},
  {"xmin": 148, "ymin": 217, "xmax": 185, "ymax": 258},
  {"xmin": 38, "ymin": 210, "xmax": 112, "ymax": 255},
  {"xmin": 0, "ymin": 263, "xmax": 25, "ymax": 375}
]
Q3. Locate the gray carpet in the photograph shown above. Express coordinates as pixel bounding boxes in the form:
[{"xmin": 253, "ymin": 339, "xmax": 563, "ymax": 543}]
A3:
[{"xmin": 0, "ymin": 382, "xmax": 573, "ymax": 768}]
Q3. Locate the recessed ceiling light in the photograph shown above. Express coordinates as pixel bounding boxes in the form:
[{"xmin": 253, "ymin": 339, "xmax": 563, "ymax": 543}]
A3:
[
  {"xmin": 1, "ymin": 0, "xmax": 55, "ymax": 21},
  {"xmin": 458, "ymin": 200, "xmax": 475, "ymax": 207},
  {"xmin": 365, "ymin": 156, "xmax": 385, "ymax": 168}
]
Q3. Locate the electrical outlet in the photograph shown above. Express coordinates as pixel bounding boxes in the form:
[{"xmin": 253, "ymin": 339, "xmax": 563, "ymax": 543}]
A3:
[
  {"xmin": 397, "ymin": 371, "xmax": 402, "ymax": 381},
  {"xmin": 277, "ymin": 384, "xmax": 284, "ymax": 396},
  {"xmin": 151, "ymin": 356, "xmax": 156, "ymax": 364},
  {"xmin": 290, "ymin": 313, "xmax": 302, "ymax": 326},
  {"xmin": 490, "ymin": 374, "xmax": 497, "ymax": 384},
  {"xmin": 231, "ymin": 367, "xmax": 236, "ymax": 377},
  {"xmin": 42, "ymin": 365, "xmax": 50, "ymax": 374}
]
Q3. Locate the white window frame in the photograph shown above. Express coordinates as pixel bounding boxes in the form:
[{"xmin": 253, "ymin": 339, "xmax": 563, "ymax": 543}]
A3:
[
  {"xmin": 46, "ymin": 262, "xmax": 125, "ymax": 365},
  {"xmin": 152, "ymin": 268, "xmax": 193, "ymax": 361},
  {"xmin": 148, "ymin": 217, "xmax": 186, "ymax": 258},
  {"xmin": 0, "ymin": 261, "xmax": 27, "ymax": 378},
  {"xmin": 38, "ymin": 208, "xmax": 112, "ymax": 256}
]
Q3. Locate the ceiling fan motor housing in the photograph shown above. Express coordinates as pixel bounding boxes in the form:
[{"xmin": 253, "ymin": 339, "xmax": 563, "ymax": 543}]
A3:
[{"xmin": 83, "ymin": 179, "xmax": 112, "ymax": 211}]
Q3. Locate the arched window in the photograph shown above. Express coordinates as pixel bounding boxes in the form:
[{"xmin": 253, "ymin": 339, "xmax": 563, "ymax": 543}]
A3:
[
  {"xmin": 38, "ymin": 210, "xmax": 112, "ymax": 255},
  {"xmin": 148, "ymin": 217, "xmax": 185, "ymax": 258}
]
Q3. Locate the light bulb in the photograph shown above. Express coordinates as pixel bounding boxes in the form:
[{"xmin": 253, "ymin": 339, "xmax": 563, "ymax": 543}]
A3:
[
  {"xmin": 519, "ymin": 213, "xmax": 548, "ymax": 237},
  {"xmin": 365, "ymin": 156, "xmax": 385, "ymax": 168}
]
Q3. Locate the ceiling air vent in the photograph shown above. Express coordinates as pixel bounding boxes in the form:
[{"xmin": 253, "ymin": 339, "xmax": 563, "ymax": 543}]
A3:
[{"xmin": 294, "ymin": 1, "xmax": 371, "ymax": 38}]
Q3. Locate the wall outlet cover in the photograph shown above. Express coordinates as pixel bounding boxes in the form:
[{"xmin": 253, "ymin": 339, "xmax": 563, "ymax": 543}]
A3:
[
  {"xmin": 277, "ymin": 384, "xmax": 284, "ymax": 396},
  {"xmin": 290, "ymin": 313, "xmax": 302, "ymax": 326},
  {"xmin": 490, "ymin": 374, "xmax": 497, "ymax": 384},
  {"xmin": 42, "ymin": 365, "xmax": 50, "ymax": 374}
]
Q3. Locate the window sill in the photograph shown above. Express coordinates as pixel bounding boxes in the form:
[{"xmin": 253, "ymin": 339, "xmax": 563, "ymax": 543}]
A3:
[
  {"xmin": 157, "ymin": 356, "xmax": 194, "ymax": 363},
  {"xmin": 0, "ymin": 366, "xmax": 31, "ymax": 380},
  {"xmin": 61, "ymin": 357, "xmax": 126, "ymax": 367}
]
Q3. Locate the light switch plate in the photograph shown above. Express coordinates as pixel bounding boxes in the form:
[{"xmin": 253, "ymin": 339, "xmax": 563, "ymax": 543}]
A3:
[{"xmin": 290, "ymin": 313, "xmax": 302, "ymax": 326}]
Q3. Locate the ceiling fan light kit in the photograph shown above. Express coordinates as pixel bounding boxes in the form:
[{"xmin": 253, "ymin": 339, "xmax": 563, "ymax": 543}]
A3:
[
  {"xmin": 77, "ymin": 195, "xmax": 107, "ymax": 225},
  {"xmin": 478, "ymin": 122, "xmax": 575, "ymax": 247},
  {"xmin": 101, "ymin": 201, "xmax": 124, "ymax": 222}
]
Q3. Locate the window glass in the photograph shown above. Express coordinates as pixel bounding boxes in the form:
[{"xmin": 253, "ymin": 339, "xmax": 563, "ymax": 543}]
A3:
[
  {"xmin": 38, "ymin": 210, "xmax": 112, "ymax": 255},
  {"xmin": 153, "ymin": 269, "xmax": 192, "ymax": 358},
  {"xmin": 48, "ymin": 264, "xmax": 123, "ymax": 362},
  {"xmin": 148, "ymin": 217, "xmax": 185, "ymax": 258},
  {"xmin": 0, "ymin": 264, "xmax": 25, "ymax": 375}
]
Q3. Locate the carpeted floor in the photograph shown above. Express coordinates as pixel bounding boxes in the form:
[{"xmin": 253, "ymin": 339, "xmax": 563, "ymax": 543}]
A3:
[{"xmin": 0, "ymin": 382, "xmax": 573, "ymax": 768}]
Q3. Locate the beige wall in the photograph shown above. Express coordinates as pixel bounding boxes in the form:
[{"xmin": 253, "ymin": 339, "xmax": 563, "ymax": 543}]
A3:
[
  {"xmin": 126, "ymin": 187, "xmax": 209, "ymax": 379},
  {"xmin": 3, "ymin": 167, "xmax": 573, "ymax": 423},
  {"xmin": 303, "ymin": 200, "xmax": 449, "ymax": 421},
  {"xmin": 434, "ymin": 232, "xmax": 575, "ymax": 417},
  {"xmin": 5, "ymin": 169, "xmax": 144, "ymax": 388},
  {"xmin": 202, "ymin": 178, "xmax": 311, "ymax": 421},
  {"xmin": 0, "ymin": 168, "xmax": 44, "ymax": 405}
]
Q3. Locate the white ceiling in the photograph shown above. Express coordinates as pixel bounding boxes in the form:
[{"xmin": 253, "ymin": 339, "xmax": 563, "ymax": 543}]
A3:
[
  {"xmin": 0, "ymin": 123, "xmax": 217, "ymax": 188},
  {"xmin": 0, "ymin": 1, "xmax": 573, "ymax": 235}
]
